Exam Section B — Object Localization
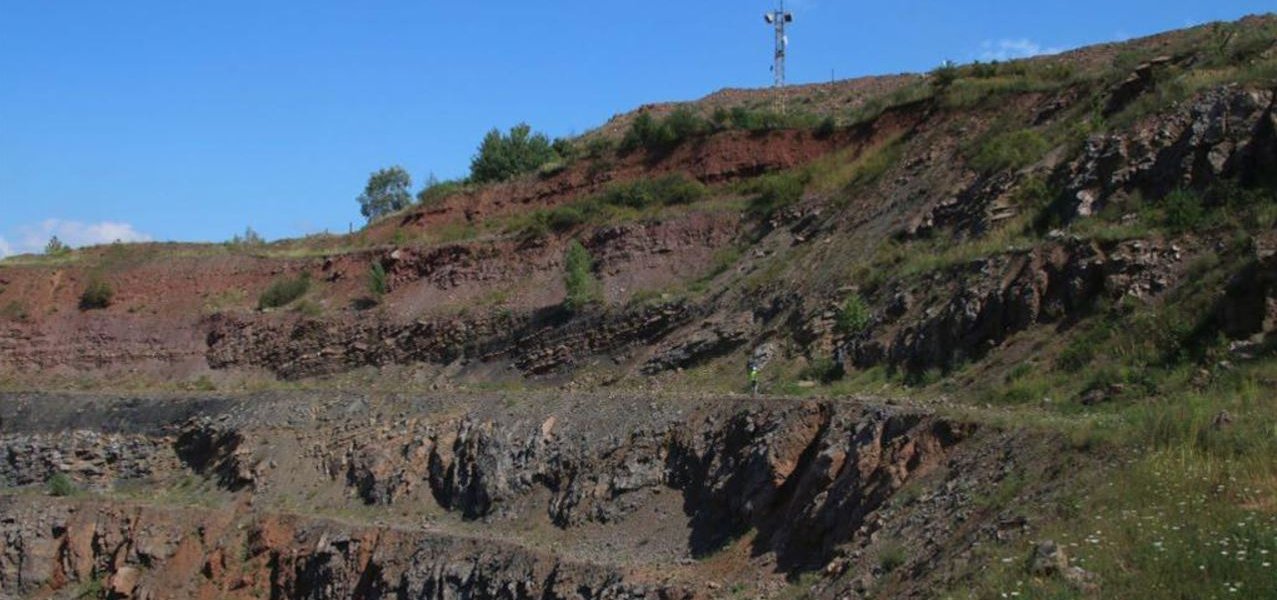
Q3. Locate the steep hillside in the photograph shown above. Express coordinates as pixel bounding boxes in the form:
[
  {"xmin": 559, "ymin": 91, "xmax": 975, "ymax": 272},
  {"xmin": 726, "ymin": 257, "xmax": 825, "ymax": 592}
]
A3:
[{"xmin": 2, "ymin": 15, "xmax": 1276, "ymax": 600}]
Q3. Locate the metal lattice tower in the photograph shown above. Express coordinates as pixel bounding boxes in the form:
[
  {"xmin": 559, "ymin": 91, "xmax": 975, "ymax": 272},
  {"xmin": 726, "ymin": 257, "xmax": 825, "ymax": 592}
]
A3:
[{"xmin": 764, "ymin": 1, "xmax": 792, "ymax": 89}]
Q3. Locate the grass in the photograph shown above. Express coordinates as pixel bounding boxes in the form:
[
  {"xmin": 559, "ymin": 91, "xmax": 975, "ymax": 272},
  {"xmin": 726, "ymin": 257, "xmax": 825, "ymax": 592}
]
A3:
[
  {"xmin": 968, "ymin": 129, "xmax": 1050, "ymax": 174},
  {"xmin": 46, "ymin": 472, "xmax": 78, "ymax": 497},
  {"xmin": 257, "ymin": 272, "xmax": 311, "ymax": 310}
]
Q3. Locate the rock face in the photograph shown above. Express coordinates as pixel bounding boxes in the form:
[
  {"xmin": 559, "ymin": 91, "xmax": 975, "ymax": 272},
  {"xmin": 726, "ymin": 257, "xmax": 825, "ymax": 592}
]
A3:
[
  {"xmin": 846, "ymin": 237, "xmax": 1188, "ymax": 374},
  {"xmin": 337, "ymin": 399, "xmax": 969, "ymax": 570},
  {"xmin": 0, "ymin": 392, "xmax": 978, "ymax": 599},
  {"xmin": 206, "ymin": 300, "xmax": 699, "ymax": 379},
  {"xmin": 1062, "ymin": 86, "xmax": 1276, "ymax": 219},
  {"xmin": 0, "ymin": 501, "xmax": 689, "ymax": 600}
]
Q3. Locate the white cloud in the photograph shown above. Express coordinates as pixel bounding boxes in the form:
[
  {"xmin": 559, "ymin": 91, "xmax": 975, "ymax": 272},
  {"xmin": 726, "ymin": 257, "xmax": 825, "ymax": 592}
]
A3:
[
  {"xmin": 7, "ymin": 219, "xmax": 153, "ymax": 256},
  {"xmin": 979, "ymin": 38, "xmax": 1064, "ymax": 61}
]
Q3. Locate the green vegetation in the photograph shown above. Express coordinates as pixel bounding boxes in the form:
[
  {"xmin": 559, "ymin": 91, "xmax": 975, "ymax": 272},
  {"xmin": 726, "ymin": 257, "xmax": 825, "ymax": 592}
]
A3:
[
  {"xmin": 930, "ymin": 60, "xmax": 959, "ymax": 90},
  {"xmin": 417, "ymin": 174, "xmax": 466, "ymax": 207},
  {"xmin": 1162, "ymin": 188, "xmax": 1207, "ymax": 232},
  {"xmin": 470, "ymin": 123, "xmax": 558, "ymax": 183},
  {"xmin": 509, "ymin": 174, "xmax": 710, "ymax": 241},
  {"xmin": 563, "ymin": 240, "xmax": 601, "ymax": 312},
  {"xmin": 368, "ymin": 261, "xmax": 388, "ymax": 300},
  {"xmin": 968, "ymin": 128, "xmax": 1050, "ymax": 174},
  {"xmin": 45, "ymin": 235, "xmax": 71, "ymax": 257},
  {"xmin": 257, "ymin": 273, "xmax": 311, "ymax": 310},
  {"xmin": 73, "ymin": 577, "xmax": 104, "ymax": 599},
  {"xmin": 746, "ymin": 171, "xmax": 808, "ymax": 217},
  {"xmin": 599, "ymin": 174, "xmax": 706, "ymax": 208},
  {"xmin": 879, "ymin": 542, "xmax": 908, "ymax": 573},
  {"xmin": 357, "ymin": 166, "xmax": 413, "ymax": 221},
  {"xmin": 78, "ymin": 278, "xmax": 114, "ymax": 310},
  {"xmin": 836, "ymin": 293, "xmax": 872, "ymax": 335},
  {"xmin": 620, "ymin": 107, "xmax": 708, "ymax": 154},
  {"xmin": 0, "ymin": 301, "xmax": 28, "ymax": 323},
  {"xmin": 46, "ymin": 472, "xmax": 77, "ymax": 497},
  {"xmin": 227, "ymin": 226, "xmax": 265, "ymax": 247}
]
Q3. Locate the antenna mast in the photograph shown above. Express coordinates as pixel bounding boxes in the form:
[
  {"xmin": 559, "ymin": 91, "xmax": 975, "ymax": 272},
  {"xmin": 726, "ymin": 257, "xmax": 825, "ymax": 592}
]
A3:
[{"xmin": 764, "ymin": 1, "xmax": 793, "ymax": 109}]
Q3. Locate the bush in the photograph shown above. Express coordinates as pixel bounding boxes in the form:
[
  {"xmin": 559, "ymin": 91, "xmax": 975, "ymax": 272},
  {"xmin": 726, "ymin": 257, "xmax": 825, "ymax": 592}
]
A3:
[
  {"xmin": 470, "ymin": 123, "xmax": 558, "ymax": 184},
  {"xmin": 551, "ymin": 137, "xmax": 579, "ymax": 162},
  {"xmin": 79, "ymin": 278, "xmax": 114, "ymax": 310},
  {"xmin": 814, "ymin": 116, "xmax": 837, "ymax": 138},
  {"xmin": 620, "ymin": 107, "xmax": 707, "ymax": 154},
  {"xmin": 931, "ymin": 60, "xmax": 959, "ymax": 90},
  {"xmin": 368, "ymin": 261, "xmax": 388, "ymax": 299},
  {"xmin": 1163, "ymin": 188, "xmax": 1207, "ymax": 232},
  {"xmin": 417, "ymin": 174, "xmax": 465, "ymax": 207},
  {"xmin": 836, "ymin": 294, "xmax": 873, "ymax": 335},
  {"xmin": 879, "ymin": 543, "xmax": 907, "ymax": 573},
  {"xmin": 228, "ymin": 227, "xmax": 265, "ymax": 246},
  {"xmin": 747, "ymin": 172, "xmax": 807, "ymax": 217},
  {"xmin": 600, "ymin": 174, "xmax": 706, "ymax": 209},
  {"xmin": 969, "ymin": 129, "xmax": 1050, "ymax": 174},
  {"xmin": 546, "ymin": 204, "xmax": 590, "ymax": 232},
  {"xmin": 728, "ymin": 106, "xmax": 796, "ymax": 131},
  {"xmin": 45, "ymin": 235, "xmax": 70, "ymax": 257},
  {"xmin": 802, "ymin": 357, "xmax": 845, "ymax": 384},
  {"xmin": 357, "ymin": 166, "xmax": 413, "ymax": 221},
  {"xmin": 258, "ymin": 273, "xmax": 311, "ymax": 310},
  {"xmin": 563, "ymin": 240, "xmax": 602, "ymax": 312},
  {"xmin": 47, "ymin": 472, "xmax": 77, "ymax": 497}
]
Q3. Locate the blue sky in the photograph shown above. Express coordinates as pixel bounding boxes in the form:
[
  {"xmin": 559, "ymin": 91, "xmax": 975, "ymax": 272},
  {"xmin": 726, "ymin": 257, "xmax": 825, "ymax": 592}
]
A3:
[{"xmin": 0, "ymin": 1, "xmax": 1270, "ymax": 255}]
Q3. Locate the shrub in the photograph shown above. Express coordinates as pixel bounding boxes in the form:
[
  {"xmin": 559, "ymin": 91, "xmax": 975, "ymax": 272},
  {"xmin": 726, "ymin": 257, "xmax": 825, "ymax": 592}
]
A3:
[
  {"xmin": 563, "ymin": 240, "xmax": 602, "ymax": 312},
  {"xmin": 258, "ymin": 273, "xmax": 310, "ymax": 310},
  {"xmin": 836, "ymin": 294, "xmax": 872, "ymax": 335},
  {"xmin": 470, "ymin": 123, "xmax": 558, "ymax": 183},
  {"xmin": 584, "ymin": 137, "xmax": 615, "ymax": 159},
  {"xmin": 969, "ymin": 129, "xmax": 1050, "ymax": 174},
  {"xmin": 879, "ymin": 543, "xmax": 907, "ymax": 573},
  {"xmin": 747, "ymin": 172, "xmax": 807, "ymax": 217},
  {"xmin": 357, "ymin": 166, "xmax": 413, "ymax": 221},
  {"xmin": 368, "ymin": 261, "xmax": 388, "ymax": 298},
  {"xmin": 931, "ymin": 60, "xmax": 959, "ymax": 90},
  {"xmin": 970, "ymin": 60, "xmax": 1000, "ymax": 79},
  {"xmin": 45, "ymin": 235, "xmax": 70, "ymax": 257},
  {"xmin": 1163, "ymin": 188, "xmax": 1207, "ymax": 232},
  {"xmin": 814, "ymin": 116, "xmax": 837, "ymax": 138},
  {"xmin": 546, "ymin": 204, "xmax": 590, "ymax": 232},
  {"xmin": 727, "ymin": 106, "xmax": 794, "ymax": 131},
  {"xmin": 551, "ymin": 137, "xmax": 579, "ymax": 162},
  {"xmin": 620, "ymin": 107, "xmax": 707, "ymax": 154},
  {"xmin": 599, "ymin": 174, "xmax": 706, "ymax": 209},
  {"xmin": 802, "ymin": 357, "xmax": 845, "ymax": 384},
  {"xmin": 47, "ymin": 472, "xmax": 77, "ymax": 497},
  {"xmin": 79, "ymin": 278, "xmax": 114, "ymax": 310},
  {"xmin": 228, "ymin": 227, "xmax": 265, "ymax": 246},
  {"xmin": 417, "ymin": 174, "xmax": 465, "ymax": 207}
]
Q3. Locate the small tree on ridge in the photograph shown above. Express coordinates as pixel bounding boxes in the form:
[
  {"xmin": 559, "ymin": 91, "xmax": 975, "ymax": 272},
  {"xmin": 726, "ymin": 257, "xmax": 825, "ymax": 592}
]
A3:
[{"xmin": 358, "ymin": 166, "xmax": 413, "ymax": 222}]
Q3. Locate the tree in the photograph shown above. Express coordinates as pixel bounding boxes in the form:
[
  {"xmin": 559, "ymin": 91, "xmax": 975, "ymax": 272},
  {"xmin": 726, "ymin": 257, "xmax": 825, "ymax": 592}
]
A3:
[
  {"xmin": 45, "ymin": 236, "xmax": 69, "ymax": 256},
  {"xmin": 357, "ymin": 166, "xmax": 413, "ymax": 222},
  {"xmin": 470, "ymin": 123, "xmax": 557, "ymax": 184}
]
